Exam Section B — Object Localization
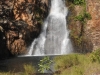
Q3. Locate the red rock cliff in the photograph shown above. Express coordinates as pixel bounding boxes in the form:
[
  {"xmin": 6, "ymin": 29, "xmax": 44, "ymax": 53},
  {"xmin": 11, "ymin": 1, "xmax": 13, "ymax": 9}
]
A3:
[
  {"xmin": 86, "ymin": 0, "xmax": 100, "ymax": 51},
  {"xmin": 0, "ymin": 0, "xmax": 48, "ymax": 57},
  {"xmin": 68, "ymin": 0, "xmax": 100, "ymax": 52}
]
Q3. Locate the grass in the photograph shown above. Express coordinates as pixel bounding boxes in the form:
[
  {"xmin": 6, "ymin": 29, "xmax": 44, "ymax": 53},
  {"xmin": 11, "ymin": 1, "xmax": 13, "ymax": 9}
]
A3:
[
  {"xmin": 0, "ymin": 64, "xmax": 36, "ymax": 75},
  {"xmin": 23, "ymin": 63, "xmax": 36, "ymax": 75},
  {"xmin": 54, "ymin": 54, "xmax": 87, "ymax": 75},
  {"xmin": 0, "ymin": 72, "xmax": 12, "ymax": 75},
  {"xmin": 54, "ymin": 49, "xmax": 100, "ymax": 75}
]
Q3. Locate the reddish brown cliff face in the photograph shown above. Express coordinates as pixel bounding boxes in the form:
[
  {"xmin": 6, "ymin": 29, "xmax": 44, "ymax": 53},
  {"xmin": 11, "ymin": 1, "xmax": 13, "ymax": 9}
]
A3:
[
  {"xmin": 67, "ymin": 0, "xmax": 100, "ymax": 53},
  {"xmin": 10, "ymin": 0, "xmax": 48, "ymax": 54},
  {"xmin": 86, "ymin": 0, "xmax": 100, "ymax": 51},
  {"xmin": 0, "ymin": 0, "xmax": 48, "ymax": 56}
]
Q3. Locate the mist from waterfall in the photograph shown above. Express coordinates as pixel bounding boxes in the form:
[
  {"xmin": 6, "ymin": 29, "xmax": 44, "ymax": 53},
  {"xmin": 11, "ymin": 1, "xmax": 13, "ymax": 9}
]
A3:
[{"xmin": 27, "ymin": 0, "xmax": 73, "ymax": 56}]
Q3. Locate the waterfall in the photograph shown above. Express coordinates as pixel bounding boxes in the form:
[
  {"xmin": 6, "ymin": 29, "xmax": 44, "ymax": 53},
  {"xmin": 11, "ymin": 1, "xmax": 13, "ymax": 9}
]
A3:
[{"xmin": 27, "ymin": 0, "xmax": 73, "ymax": 56}]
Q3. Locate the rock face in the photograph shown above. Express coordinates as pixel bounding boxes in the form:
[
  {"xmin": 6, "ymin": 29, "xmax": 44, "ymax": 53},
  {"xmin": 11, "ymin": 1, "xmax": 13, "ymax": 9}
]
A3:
[
  {"xmin": 0, "ymin": 0, "xmax": 48, "ymax": 57},
  {"xmin": 68, "ymin": 0, "xmax": 100, "ymax": 53},
  {"xmin": 86, "ymin": 0, "xmax": 100, "ymax": 51}
]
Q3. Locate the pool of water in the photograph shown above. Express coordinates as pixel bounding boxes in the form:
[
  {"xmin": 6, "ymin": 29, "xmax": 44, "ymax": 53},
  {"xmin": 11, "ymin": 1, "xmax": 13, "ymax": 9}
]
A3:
[{"xmin": 0, "ymin": 56, "xmax": 55, "ymax": 73}]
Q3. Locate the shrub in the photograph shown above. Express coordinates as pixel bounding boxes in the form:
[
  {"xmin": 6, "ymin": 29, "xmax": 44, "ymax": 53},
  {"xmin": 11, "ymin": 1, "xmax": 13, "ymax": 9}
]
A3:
[
  {"xmin": 69, "ymin": 0, "xmax": 85, "ymax": 5},
  {"xmin": 84, "ymin": 12, "xmax": 92, "ymax": 20},
  {"xmin": 75, "ymin": 12, "xmax": 92, "ymax": 23},
  {"xmin": 90, "ymin": 49, "xmax": 100, "ymax": 63},
  {"xmin": 38, "ymin": 56, "xmax": 53, "ymax": 73}
]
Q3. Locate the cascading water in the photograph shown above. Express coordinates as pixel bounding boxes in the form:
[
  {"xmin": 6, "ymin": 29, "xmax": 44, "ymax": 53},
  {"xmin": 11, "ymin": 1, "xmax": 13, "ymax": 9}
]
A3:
[{"xmin": 27, "ymin": 0, "xmax": 73, "ymax": 56}]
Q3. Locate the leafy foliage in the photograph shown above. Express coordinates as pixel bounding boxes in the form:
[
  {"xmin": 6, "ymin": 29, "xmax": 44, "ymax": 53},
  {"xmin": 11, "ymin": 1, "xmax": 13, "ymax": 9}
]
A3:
[
  {"xmin": 70, "ymin": 0, "xmax": 85, "ymax": 5},
  {"xmin": 75, "ymin": 12, "xmax": 92, "ymax": 23},
  {"xmin": 38, "ymin": 56, "xmax": 53, "ymax": 73}
]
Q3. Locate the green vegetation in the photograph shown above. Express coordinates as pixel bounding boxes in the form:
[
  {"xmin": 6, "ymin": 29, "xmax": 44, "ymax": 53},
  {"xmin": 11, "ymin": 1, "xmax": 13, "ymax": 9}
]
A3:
[
  {"xmin": 66, "ymin": 0, "xmax": 86, "ymax": 6},
  {"xmin": 90, "ymin": 48, "xmax": 100, "ymax": 63},
  {"xmin": 54, "ymin": 54, "xmax": 87, "ymax": 75},
  {"xmin": 75, "ymin": 12, "xmax": 92, "ymax": 23},
  {"xmin": 38, "ymin": 56, "xmax": 53, "ymax": 73},
  {"xmin": 0, "ymin": 72, "xmax": 12, "ymax": 75},
  {"xmin": 66, "ymin": 0, "xmax": 85, "ymax": 5},
  {"xmin": 70, "ymin": 30, "xmax": 83, "ymax": 46},
  {"xmin": 54, "ymin": 54, "xmax": 80, "ymax": 70},
  {"xmin": 73, "ymin": 0, "xmax": 92, "ymax": 25},
  {"xmin": 74, "ymin": 0, "xmax": 91, "ymax": 24},
  {"xmin": 70, "ymin": 0, "xmax": 85, "ymax": 5},
  {"xmin": 0, "ymin": 64, "xmax": 36, "ymax": 75},
  {"xmin": 23, "ymin": 64, "xmax": 36, "ymax": 75},
  {"xmin": 54, "ymin": 49, "xmax": 100, "ymax": 75}
]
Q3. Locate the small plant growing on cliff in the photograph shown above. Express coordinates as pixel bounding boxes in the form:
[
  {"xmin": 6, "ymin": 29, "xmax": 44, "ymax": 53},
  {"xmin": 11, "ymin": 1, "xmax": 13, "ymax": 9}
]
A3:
[
  {"xmin": 75, "ymin": 12, "xmax": 92, "ymax": 23},
  {"xmin": 70, "ymin": 0, "xmax": 85, "ymax": 5},
  {"xmin": 38, "ymin": 56, "xmax": 53, "ymax": 73}
]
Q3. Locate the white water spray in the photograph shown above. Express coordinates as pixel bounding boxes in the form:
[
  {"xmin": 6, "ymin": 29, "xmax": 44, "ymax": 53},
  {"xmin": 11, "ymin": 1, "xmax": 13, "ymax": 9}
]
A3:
[{"xmin": 27, "ymin": 0, "xmax": 73, "ymax": 56}]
